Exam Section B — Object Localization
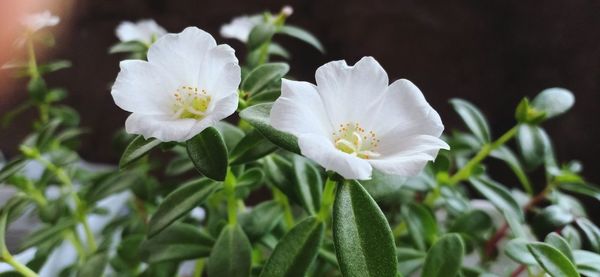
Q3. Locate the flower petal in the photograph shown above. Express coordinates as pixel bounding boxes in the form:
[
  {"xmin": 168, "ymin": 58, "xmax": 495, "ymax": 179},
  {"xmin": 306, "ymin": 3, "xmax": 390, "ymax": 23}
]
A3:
[
  {"xmin": 116, "ymin": 19, "xmax": 166, "ymax": 43},
  {"xmin": 314, "ymin": 56, "xmax": 389, "ymax": 130},
  {"xmin": 111, "ymin": 60, "xmax": 175, "ymax": 115},
  {"xmin": 147, "ymin": 27, "xmax": 217, "ymax": 86},
  {"xmin": 198, "ymin": 44, "xmax": 240, "ymax": 102},
  {"xmin": 206, "ymin": 92, "xmax": 238, "ymax": 122},
  {"xmin": 220, "ymin": 15, "xmax": 262, "ymax": 42},
  {"xmin": 370, "ymin": 135, "xmax": 449, "ymax": 177},
  {"xmin": 125, "ymin": 113, "xmax": 208, "ymax": 142},
  {"xmin": 374, "ymin": 79, "xmax": 445, "ymax": 137},
  {"xmin": 271, "ymin": 79, "xmax": 332, "ymax": 138},
  {"xmin": 298, "ymin": 134, "xmax": 372, "ymax": 180}
]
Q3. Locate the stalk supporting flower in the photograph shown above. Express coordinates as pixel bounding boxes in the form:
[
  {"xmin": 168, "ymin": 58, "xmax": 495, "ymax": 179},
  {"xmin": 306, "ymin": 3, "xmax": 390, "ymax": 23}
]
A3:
[
  {"xmin": 270, "ymin": 57, "xmax": 449, "ymax": 179},
  {"xmin": 111, "ymin": 27, "xmax": 241, "ymax": 142}
]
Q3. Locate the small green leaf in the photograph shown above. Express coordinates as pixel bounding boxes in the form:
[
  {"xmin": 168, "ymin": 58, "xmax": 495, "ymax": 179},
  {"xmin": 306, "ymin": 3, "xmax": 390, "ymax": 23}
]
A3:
[
  {"xmin": 147, "ymin": 179, "xmax": 218, "ymax": 237},
  {"xmin": 546, "ymin": 233, "xmax": 574, "ymax": 262},
  {"xmin": 85, "ymin": 170, "xmax": 141, "ymax": 203},
  {"xmin": 207, "ymin": 224, "xmax": 252, "ymax": 277},
  {"xmin": 119, "ymin": 135, "xmax": 161, "ymax": 169},
  {"xmin": 505, "ymin": 239, "xmax": 538, "ymax": 265},
  {"xmin": 490, "ymin": 146, "xmax": 533, "ymax": 194},
  {"xmin": 397, "ymin": 248, "xmax": 426, "ymax": 276},
  {"xmin": 38, "ymin": 60, "xmax": 72, "ymax": 74},
  {"xmin": 248, "ymin": 23, "xmax": 277, "ymax": 50},
  {"xmin": 527, "ymin": 242, "xmax": 580, "ymax": 277},
  {"xmin": 236, "ymin": 167, "xmax": 266, "ymax": 190},
  {"xmin": 239, "ymin": 103, "xmax": 300, "ymax": 153},
  {"xmin": 469, "ymin": 176, "xmax": 524, "ymax": 221},
  {"xmin": 450, "ymin": 98, "xmax": 491, "ymax": 143},
  {"xmin": 214, "ymin": 122, "xmax": 245, "ymax": 153},
  {"xmin": 403, "ymin": 203, "xmax": 438, "ymax": 251},
  {"xmin": 109, "ymin": 41, "xmax": 148, "ymax": 54},
  {"xmin": 186, "ymin": 127, "xmax": 228, "ymax": 181},
  {"xmin": 573, "ymin": 250, "xmax": 600, "ymax": 276},
  {"xmin": 516, "ymin": 124, "xmax": 550, "ymax": 169},
  {"xmin": 239, "ymin": 201, "xmax": 283, "ymax": 241},
  {"xmin": 532, "ymin": 88, "xmax": 575, "ymax": 119},
  {"xmin": 260, "ymin": 216, "xmax": 324, "ymax": 277},
  {"xmin": 229, "ymin": 129, "xmax": 277, "ymax": 165},
  {"xmin": 19, "ymin": 219, "xmax": 77, "ymax": 251},
  {"xmin": 241, "ymin": 62, "xmax": 289, "ymax": 96},
  {"xmin": 421, "ymin": 234, "xmax": 465, "ymax": 277},
  {"xmin": 0, "ymin": 157, "xmax": 26, "ymax": 183},
  {"xmin": 268, "ymin": 43, "xmax": 291, "ymax": 59},
  {"xmin": 278, "ymin": 25, "xmax": 325, "ymax": 53},
  {"xmin": 333, "ymin": 180, "xmax": 397, "ymax": 277},
  {"xmin": 576, "ymin": 218, "xmax": 600, "ymax": 252},
  {"xmin": 449, "ymin": 209, "xmax": 493, "ymax": 239},
  {"xmin": 292, "ymin": 155, "xmax": 323, "ymax": 214},
  {"xmin": 77, "ymin": 252, "xmax": 108, "ymax": 277},
  {"xmin": 559, "ymin": 182, "xmax": 600, "ymax": 202},
  {"xmin": 141, "ymin": 223, "xmax": 214, "ymax": 263},
  {"xmin": 27, "ymin": 77, "xmax": 47, "ymax": 102}
]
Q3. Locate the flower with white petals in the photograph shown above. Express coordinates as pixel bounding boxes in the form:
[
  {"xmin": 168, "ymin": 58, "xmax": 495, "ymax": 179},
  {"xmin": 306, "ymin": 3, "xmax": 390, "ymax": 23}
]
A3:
[
  {"xmin": 220, "ymin": 15, "xmax": 262, "ymax": 43},
  {"xmin": 111, "ymin": 27, "xmax": 241, "ymax": 142},
  {"xmin": 116, "ymin": 19, "xmax": 167, "ymax": 44},
  {"xmin": 22, "ymin": 10, "xmax": 60, "ymax": 32},
  {"xmin": 270, "ymin": 57, "xmax": 449, "ymax": 180}
]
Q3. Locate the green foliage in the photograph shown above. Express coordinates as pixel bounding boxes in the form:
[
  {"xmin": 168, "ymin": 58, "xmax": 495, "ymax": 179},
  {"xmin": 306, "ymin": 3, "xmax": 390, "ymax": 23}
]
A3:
[{"xmin": 186, "ymin": 127, "xmax": 229, "ymax": 181}]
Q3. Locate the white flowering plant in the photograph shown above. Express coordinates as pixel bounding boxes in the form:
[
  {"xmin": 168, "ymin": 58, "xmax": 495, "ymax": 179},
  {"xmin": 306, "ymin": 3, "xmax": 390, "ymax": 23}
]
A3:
[{"xmin": 1, "ymin": 7, "xmax": 600, "ymax": 277}]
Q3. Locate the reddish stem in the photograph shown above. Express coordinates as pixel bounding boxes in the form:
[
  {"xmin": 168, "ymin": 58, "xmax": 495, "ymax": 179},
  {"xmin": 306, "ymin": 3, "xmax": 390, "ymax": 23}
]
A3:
[{"xmin": 510, "ymin": 264, "xmax": 526, "ymax": 277}]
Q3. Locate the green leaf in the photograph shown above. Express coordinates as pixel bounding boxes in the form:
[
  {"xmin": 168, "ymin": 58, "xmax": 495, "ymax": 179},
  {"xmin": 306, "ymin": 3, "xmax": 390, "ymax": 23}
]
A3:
[
  {"xmin": 469, "ymin": 176, "xmax": 524, "ymax": 221},
  {"xmin": 27, "ymin": 77, "xmax": 47, "ymax": 102},
  {"xmin": 109, "ymin": 41, "xmax": 148, "ymax": 54},
  {"xmin": 236, "ymin": 167, "xmax": 265, "ymax": 190},
  {"xmin": 449, "ymin": 209, "xmax": 493, "ymax": 239},
  {"xmin": 268, "ymin": 43, "xmax": 290, "ymax": 59},
  {"xmin": 241, "ymin": 62, "xmax": 289, "ymax": 96},
  {"xmin": 85, "ymin": 171, "xmax": 141, "ymax": 203},
  {"xmin": 239, "ymin": 103, "xmax": 300, "ymax": 153},
  {"xmin": 292, "ymin": 155, "xmax": 323, "ymax": 214},
  {"xmin": 77, "ymin": 252, "xmax": 108, "ymax": 277},
  {"xmin": 403, "ymin": 203, "xmax": 438, "ymax": 251},
  {"xmin": 333, "ymin": 180, "xmax": 397, "ymax": 277},
  {"xmin": 214, "ymin": 121, "xmax": 245, "ymax": 153},
  {"xmin": 260, "ymin": 216, "xmax": 324, "ymax": 277},
  {"xmin": 576, "ymin": 218, "xmax": 600, "ymax": 252},
  {"xmin": 421, "ymin": 234, "xmax": 465, "ymax": 277},
  {"xmin": 38, "ymin": 60, "xmax": 72, "ymax": 74},
  {"xmin": 397, "ymin": 248, "xmax": 426, "ymax": 276},
  {"xmin": 141, "ymin": 223, "xmax": 214, "ymax": 263},
  {"xmin": 573, "ymin": 250, "xmax": 600, "ymax": 276},
  {"xmin": 229, "ymin": 129, "xmax": 277, "ymax": 165},
  {"xmin": 119, "ymin": 135, "xmax": 161, "ymax": 169},
  {"xmin": 532, "ymin": 88, "xmax": 575, "ymax": 119},
  {"xmin": 0, "ymin": 158, "xmax": 26, "ymax": 183},
  {"xmin": 147, "ymin": 178, "xmax": 218, "ymax": 237},
  {"xmin": 546, "ymin": 233, "xmax": 574, "ymax": 262},
  {"xmin": 450, "ymin": 98, "xmax": 491, "ymax": 143},
  {"xmin": 19, "ymin": 219, "xmax": 77, "ymax": 251},
  {"xmin": 186, "ymin": 127, "xmax": 228, "ymax": 181},
  {"xmin": 248, "ymin": 23, "xmax": 277, "ymax": 50},
  {"xmin": 516, "ymin": 124, "xmax": 550, "ymax": 169},
  {"xmin": 505, "ymin": 239, "xmax": 538, "ymax": 265},
  {"xmin": 278, "ymin": 25, "xmax": 325, "ymax": 53},
  {"xmin": 527, "ymin": 242, "xmax": 580, "ymax": 277},
  {"xmin": 490, "ymin": 146, "xmax": 533, "ymax": 194},
  {"xmin": 207, "ymin": 224, "xmax": 252, "ymax": 277},
  {"xmin": 559, "ymin": 182, "xmax": 600, "ymax": 202},
  {"xmin": 239, "ymin": 201, "xmax": 283, "ymax": 241}
]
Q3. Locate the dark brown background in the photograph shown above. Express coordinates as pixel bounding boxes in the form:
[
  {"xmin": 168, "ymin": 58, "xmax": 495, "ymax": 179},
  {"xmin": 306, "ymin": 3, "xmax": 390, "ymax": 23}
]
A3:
[{"xmin": 1, "ymin": 0, "xmax": 599, "ymax": 190}]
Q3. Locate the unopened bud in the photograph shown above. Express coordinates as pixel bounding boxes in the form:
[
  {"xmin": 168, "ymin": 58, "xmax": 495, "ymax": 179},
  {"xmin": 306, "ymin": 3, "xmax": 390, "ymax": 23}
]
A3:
[{"xmin": 281, "ymin": 5, "xmax": 294, "ymax": 17}]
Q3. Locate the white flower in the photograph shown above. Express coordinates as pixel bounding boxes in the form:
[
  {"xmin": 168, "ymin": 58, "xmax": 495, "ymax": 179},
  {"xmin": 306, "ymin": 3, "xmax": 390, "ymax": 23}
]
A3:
[
  {"xmin": 270, "ymin": 57, "xmax": 449, "ymax": 180},
  {"xmin": 111, "ymin": 27, "xmax": 241, "ymax": 142},
  {"xmin": 220, "ymin": 15, "xmax": 262, "ymax": 43},
  {"xmin": 22, "ymin": 10, "xmax": 60, "ymax": 32},
  {"xmin": 116, "ymin": 19, "xmax": 167, "ymax": 44}
]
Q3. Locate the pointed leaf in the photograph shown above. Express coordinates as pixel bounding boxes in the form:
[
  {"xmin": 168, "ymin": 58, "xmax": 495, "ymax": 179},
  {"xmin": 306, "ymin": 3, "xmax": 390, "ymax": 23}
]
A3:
[
  {"xmin": 239, "ymin": 103, "xmax": 300, "ymax": 153},
  {"xmin": 241, "ymin": 62, "xmax": 289, "ymax": 96},
  {"xmin": 527, "ymin": 242, "xmax": 580, "ymax": 277},
  {"xmin": 546, "ymin": 233, "xmax": 574, "ymax": 263},
  {"xmin": 292, "ymin": 155, "xmax": 323, "ymax": 214},
  {"xmin": 422, "ymin": 234, "xmax": 465, "ymax": 277},
  {"xmin": 141, "ymin": 223, "xmax": 214, "ymax": 263},
  {"xmin": 260, "ymin": 216, "xmax": 324, "ymax": 277},
  {"xmin": 333, "ymin": 180, "xmax": 397, "ymax": 277},
  {"xmin": 403, "ymin": 203, "xmax": 438, "ymax": 250},
  {"xmin": 207, "ymin": 224, "xmax": 252, "ymax": 277},
  {"xmin": 469, "ymin": 176, "xmax": 524, "ymax": 221},
  {"xmin": 230, "ymin": 129, "xmax": 277, "ymax": 165},
  {"xmin": 186, "ymin": 127, "xmax": 228, "ymax": 181},
  {"xmin": 450, "ymin": 99, "xmax": 491, "ymax": 143},
  {"xmin": 148, "ymin": 179, "xmax": 218, "ymax": 237},
  {"xmin": 119, "ymin": 135, "xmax": 161, "ymax": 169},
  {"xmin": 278, "ymin": 25, "xmax": 325, "ymax": 53}
]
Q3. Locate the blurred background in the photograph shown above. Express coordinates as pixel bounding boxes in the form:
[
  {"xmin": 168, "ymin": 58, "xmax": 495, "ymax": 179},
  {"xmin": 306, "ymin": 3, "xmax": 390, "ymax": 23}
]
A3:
[{"xmin": 1, "ymin": 0, "xmax": 599, "ymax": 188}]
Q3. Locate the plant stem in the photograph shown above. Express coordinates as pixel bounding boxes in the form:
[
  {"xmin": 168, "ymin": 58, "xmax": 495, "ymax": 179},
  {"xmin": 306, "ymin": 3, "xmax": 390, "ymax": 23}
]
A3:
[
  {"xmin": 193, "ymin": 258, "xmax": 205, "ymax": 277},
  {"xmin": 448, "ymin": 126, "xmax": 518, "ymax": 185},
  {"xmin": 317, "ymin": 177, "xmax": 337, "ymax": 222},
  {"xmin": 272, "ymin": 188, "xmax": 295, "ymax": 229},
  {"xmin": 224, "ymin": 168, "xmax": 238, "ymax": 225},
  {"xmin": 1, "ymin": 251, "xmax": 39, "ymax": 277},
  {"xmin": 26, "ymin": 35, "xmax": 39, "ymax": 79}
]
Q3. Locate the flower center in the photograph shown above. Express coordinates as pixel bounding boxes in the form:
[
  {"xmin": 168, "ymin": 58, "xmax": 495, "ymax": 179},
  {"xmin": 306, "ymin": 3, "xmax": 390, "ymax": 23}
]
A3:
[
  {"xmin": 172, "ymin": 86, "xmax": 211, "ymax": 120},
  {"xmin": 332, "ymin": 122, "xmax": 381, "ymax": 159}
]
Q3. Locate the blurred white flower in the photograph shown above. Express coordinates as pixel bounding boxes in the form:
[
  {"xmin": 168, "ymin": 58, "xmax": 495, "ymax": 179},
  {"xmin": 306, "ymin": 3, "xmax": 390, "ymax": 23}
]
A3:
[
  {"xmin": 220, "ymin": 15, "xmax": 262, "ymax": 43},
  {"xmin": 270, "ymin": 57, "xmax": 449, "ymax": 180},
  {"xmin": 21, "ymin": 10, "xmax": 60, "ymax": 32},
  {"xmin": 190, "ymin": 207, "xmax": 206, "ymax": 221},
  {"xmin": 111, "ymin": 27, "xmax": 241, "ymax": 142},
  {"xmin": 116, "ymin": 19, "xmax": 167, "ymax": 44}
]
